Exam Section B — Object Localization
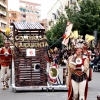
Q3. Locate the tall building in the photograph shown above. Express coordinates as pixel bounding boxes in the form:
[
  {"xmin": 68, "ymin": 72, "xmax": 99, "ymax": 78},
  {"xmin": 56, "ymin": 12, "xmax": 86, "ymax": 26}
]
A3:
[
  {"xmin": 0, "ymin": 0, "xmax": 8, "ymax": 32},
  {"xmin": 19, "ymin": 0, "xmax": 41, "ymax": 22},
  {"xmin": 47, "ymin": 0, "xmax": 80, "ymax": 30}
]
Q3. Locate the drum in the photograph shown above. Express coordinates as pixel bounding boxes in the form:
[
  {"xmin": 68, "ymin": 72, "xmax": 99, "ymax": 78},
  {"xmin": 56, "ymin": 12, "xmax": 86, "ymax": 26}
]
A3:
[{"xmin": 48, "ymin": 64, "xmax": 58, "ymax": 84}]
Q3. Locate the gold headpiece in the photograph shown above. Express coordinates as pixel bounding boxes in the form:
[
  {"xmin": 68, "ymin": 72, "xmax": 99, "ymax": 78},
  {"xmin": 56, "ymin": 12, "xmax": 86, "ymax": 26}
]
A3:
[{"xmin": 85, "ymin": 34, "xmax": 95, "ymax": 43}]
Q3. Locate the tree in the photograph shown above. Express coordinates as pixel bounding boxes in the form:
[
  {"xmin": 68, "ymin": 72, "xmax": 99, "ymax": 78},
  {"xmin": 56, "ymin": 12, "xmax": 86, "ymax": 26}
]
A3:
[
  {"xmin": 65, "ymin": 0, "xmax": 100, "ymax": 39},
  {"xmin": 46, "ymin": 15, "xmax": 67, "ymax": 48}
]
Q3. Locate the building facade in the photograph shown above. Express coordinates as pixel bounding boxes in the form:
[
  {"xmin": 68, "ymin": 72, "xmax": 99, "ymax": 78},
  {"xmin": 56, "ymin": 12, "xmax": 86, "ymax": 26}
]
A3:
[
  {"xmin": 19, "ymin": 0, "xmax": 41, "ymax": 22},
  {"xmin": 0, "ymin": 0, "xmax": 8, "ymax": 32},
  {"xmin": 8, "ymin": 10, "xmax": 20, "ymax": 26},
  {"xmin": 47, "ymin": 0, "xmax": 80, "ymax": 30}
]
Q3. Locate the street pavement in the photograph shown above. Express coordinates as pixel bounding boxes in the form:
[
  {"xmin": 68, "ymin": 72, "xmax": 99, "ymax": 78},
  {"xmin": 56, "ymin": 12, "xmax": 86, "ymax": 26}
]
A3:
[{"xmin": 0, "ymin": 68, "xmax": 100, "ymax": 100}]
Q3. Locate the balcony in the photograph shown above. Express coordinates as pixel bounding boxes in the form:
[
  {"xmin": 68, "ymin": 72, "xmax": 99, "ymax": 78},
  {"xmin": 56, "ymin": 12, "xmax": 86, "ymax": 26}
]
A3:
[
  {"xmin": 0, "ymin": 6, "xmax": 7, "ymax": 16},
  {"xmin": 0, "ymin": 10, "xmax": 6, "ymax": 16},
  {"xmin": 0, "ymin": 18, "xmax": 7, "ymax": 24},
  {"xmin": 0, "ymin": 1, "xmax": 7, "ymax": 8}
]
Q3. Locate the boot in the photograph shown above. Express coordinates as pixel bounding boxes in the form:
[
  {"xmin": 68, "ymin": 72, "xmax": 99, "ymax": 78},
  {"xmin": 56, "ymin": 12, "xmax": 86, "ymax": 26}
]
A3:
[
  {"xmin": 2, "ymin": 81, "xmax": 6, "ymax": 90},
  {"xmin": 5, "ymin": 82, "xmax": 9, "ymax": 88},
  {"xmin": 5, "ymin": 77, "xmax": 9, "ymax": 88}
]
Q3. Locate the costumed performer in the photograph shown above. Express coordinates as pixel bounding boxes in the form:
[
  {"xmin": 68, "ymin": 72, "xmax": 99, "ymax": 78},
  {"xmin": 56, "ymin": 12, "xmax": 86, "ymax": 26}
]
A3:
[
  {"xmin": 67, "ymin": 43, "xmax": 89, "ymax": 100},
  {"xmin": 0, "ymin": 40, "xmax": 14, "ymax": 90}
]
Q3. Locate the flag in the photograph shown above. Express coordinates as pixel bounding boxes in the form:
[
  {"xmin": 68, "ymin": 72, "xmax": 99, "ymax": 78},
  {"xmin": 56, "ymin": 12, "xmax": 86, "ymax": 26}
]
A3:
[
  {"xmin": 62, "ymin": 21, "xmax": 73, "ymax": 46},
  {"xmin": 62, "ymin": 34, "xmax": 68, "ymax": 39}
]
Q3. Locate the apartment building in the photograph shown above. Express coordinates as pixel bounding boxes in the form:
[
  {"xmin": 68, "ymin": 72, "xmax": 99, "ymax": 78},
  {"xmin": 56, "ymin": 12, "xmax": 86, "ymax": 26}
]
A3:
[
  {"xmin": 8, "ymin": 10, "xmax": 20, "ymax": 42},
  {"xmin": 8, "ymin": 10, "xmax": 20, "ymax": 26},
  {"xmin": 0, "ymin": 0, "xmax": 8, "ymax": 32},
  {"xmin": 47, "ymin": 0, "xmax": 80, "ymax": 30},
  {"xmin": 19, "ymin": 0, "xmax": 41, "ymax": 22}
]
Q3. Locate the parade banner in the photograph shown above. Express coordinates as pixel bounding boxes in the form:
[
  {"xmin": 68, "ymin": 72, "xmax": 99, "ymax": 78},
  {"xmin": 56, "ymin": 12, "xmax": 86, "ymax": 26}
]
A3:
[{"xmin": 62, "ymin": 21, "xmax": 73, "ymax": 46}]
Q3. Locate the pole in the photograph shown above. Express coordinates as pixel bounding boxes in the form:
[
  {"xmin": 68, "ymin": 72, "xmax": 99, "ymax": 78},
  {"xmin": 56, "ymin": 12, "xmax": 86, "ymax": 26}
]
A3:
[
  {"xmin": 93, "ymin": 30, "xmax": 97, "ymax": 48},
  {"xmin": 47, "ymin": 36, "xmax": 63, "ymax": 50}
]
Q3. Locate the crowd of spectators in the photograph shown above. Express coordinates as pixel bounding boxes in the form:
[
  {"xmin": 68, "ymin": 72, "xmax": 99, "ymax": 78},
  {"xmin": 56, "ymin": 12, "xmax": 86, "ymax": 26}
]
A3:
[{"xmin": 48, "ymin": 47, "xmax": 100, "ymax": 69}]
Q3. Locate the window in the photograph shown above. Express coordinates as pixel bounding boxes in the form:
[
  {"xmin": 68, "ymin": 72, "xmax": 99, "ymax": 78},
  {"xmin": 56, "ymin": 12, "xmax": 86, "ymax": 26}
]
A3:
[
  {"xmin": 26, "ymin": 5, "xmax": 28, "ymax": 8},
  {"xmin": 11, "ymin": 13, "xmax": 16, "ymax": 18},
  {"xmin": 19, "ymin": 8, "xmax": 26, "ymax": 12},
  {"xmin": 37, "ymin": 16, "xmax": 40, "ymax": 19},
  {"xmin": 35, "ymin": 11, "xmax": 39, "ymax": 14},
  {"xmin": 23, "ymin": 15, "xmax": 26, "ymax": 18},
  {"xmin": 52, "ymin": 13, "xmax": 57, "ymax": 20},
  {"xmin": 26, "ymin": 10, "xmax": 29, "ymax": 13},
  {"xmin": 30, "ymin": 11, "xmax": 34, "ymax": 13},
  {"xmin": 1, "ymin": 23, "xmax": 6, "ymax": 28},
  {"xmin": 21, "ymin": 20, "xmax": 26, "ymax": 22},
  {"xmin": 56, "ymin": 9, "xmax": 60, "ymax": 16}
]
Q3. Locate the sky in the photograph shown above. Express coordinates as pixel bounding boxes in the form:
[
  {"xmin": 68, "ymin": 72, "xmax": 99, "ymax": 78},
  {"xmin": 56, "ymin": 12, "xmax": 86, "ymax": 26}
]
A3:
[{"xmin": 8, "ymin": 0, "xmax": 56, "ymax": 19}]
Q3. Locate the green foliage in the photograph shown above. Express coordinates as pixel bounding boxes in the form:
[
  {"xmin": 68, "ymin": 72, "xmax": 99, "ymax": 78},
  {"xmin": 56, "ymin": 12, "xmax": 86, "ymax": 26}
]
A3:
[
  {"xmin": 46, "ymin": 15, "xmax": 67, "ymax": 48},
  {"xmin": 65, "ymin": 0, "xmax": 100, "ymax": 38},
  {"xmin": 0, "ymin": 34, "xmax": 4, "ymax": 47}
]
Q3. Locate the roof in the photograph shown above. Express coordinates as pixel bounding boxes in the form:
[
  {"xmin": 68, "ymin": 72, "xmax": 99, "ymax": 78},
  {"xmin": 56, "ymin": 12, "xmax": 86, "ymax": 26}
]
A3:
[{"xmin": 11, "ymin": 22, "xmax": 45, "ymax": 31}]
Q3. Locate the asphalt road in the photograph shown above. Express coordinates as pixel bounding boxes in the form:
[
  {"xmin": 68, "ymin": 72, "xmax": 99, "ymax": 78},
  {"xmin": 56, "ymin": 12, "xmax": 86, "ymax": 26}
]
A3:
[{"xmin": 0, "ymin": 69, "xmax": 99, "ymax": 100}]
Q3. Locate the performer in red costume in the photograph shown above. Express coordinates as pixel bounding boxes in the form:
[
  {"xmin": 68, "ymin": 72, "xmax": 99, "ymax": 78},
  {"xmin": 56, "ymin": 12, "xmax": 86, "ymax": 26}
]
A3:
[
  {"xmin": 67, "ymin": 43, "xmax": 89, "ymax": 100},
  {"xmin": 0, "ymin": 40, "xmax": 14, "ymax": 90}
]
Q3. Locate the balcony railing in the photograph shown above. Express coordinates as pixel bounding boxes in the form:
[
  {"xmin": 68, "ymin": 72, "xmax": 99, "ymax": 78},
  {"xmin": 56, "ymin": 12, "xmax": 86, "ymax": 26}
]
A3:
[
  {"xmin": 0, "ymin": 18, "xmax": 7, "ymax": 24},
  {"xmin": 0, "ymin": 10, "xmax": 6, "ymax": 16},
  {"xmin": 0, "ymin": 1, "xmax": 7, "ymax": 8}
]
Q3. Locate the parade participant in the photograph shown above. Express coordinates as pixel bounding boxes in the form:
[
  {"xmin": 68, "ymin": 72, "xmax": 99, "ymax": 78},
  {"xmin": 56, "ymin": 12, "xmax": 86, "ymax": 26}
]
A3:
[
  {"xmin": 0, "ymin": 40, "xmax": 14, "ymax": 90},
  {"xmin": 67, "ymin": 43, "xmax": 89, "ymax": 100},
  {"xmin": 82, "ymin": 43, "xmax": 94, "ymax": 81}
]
